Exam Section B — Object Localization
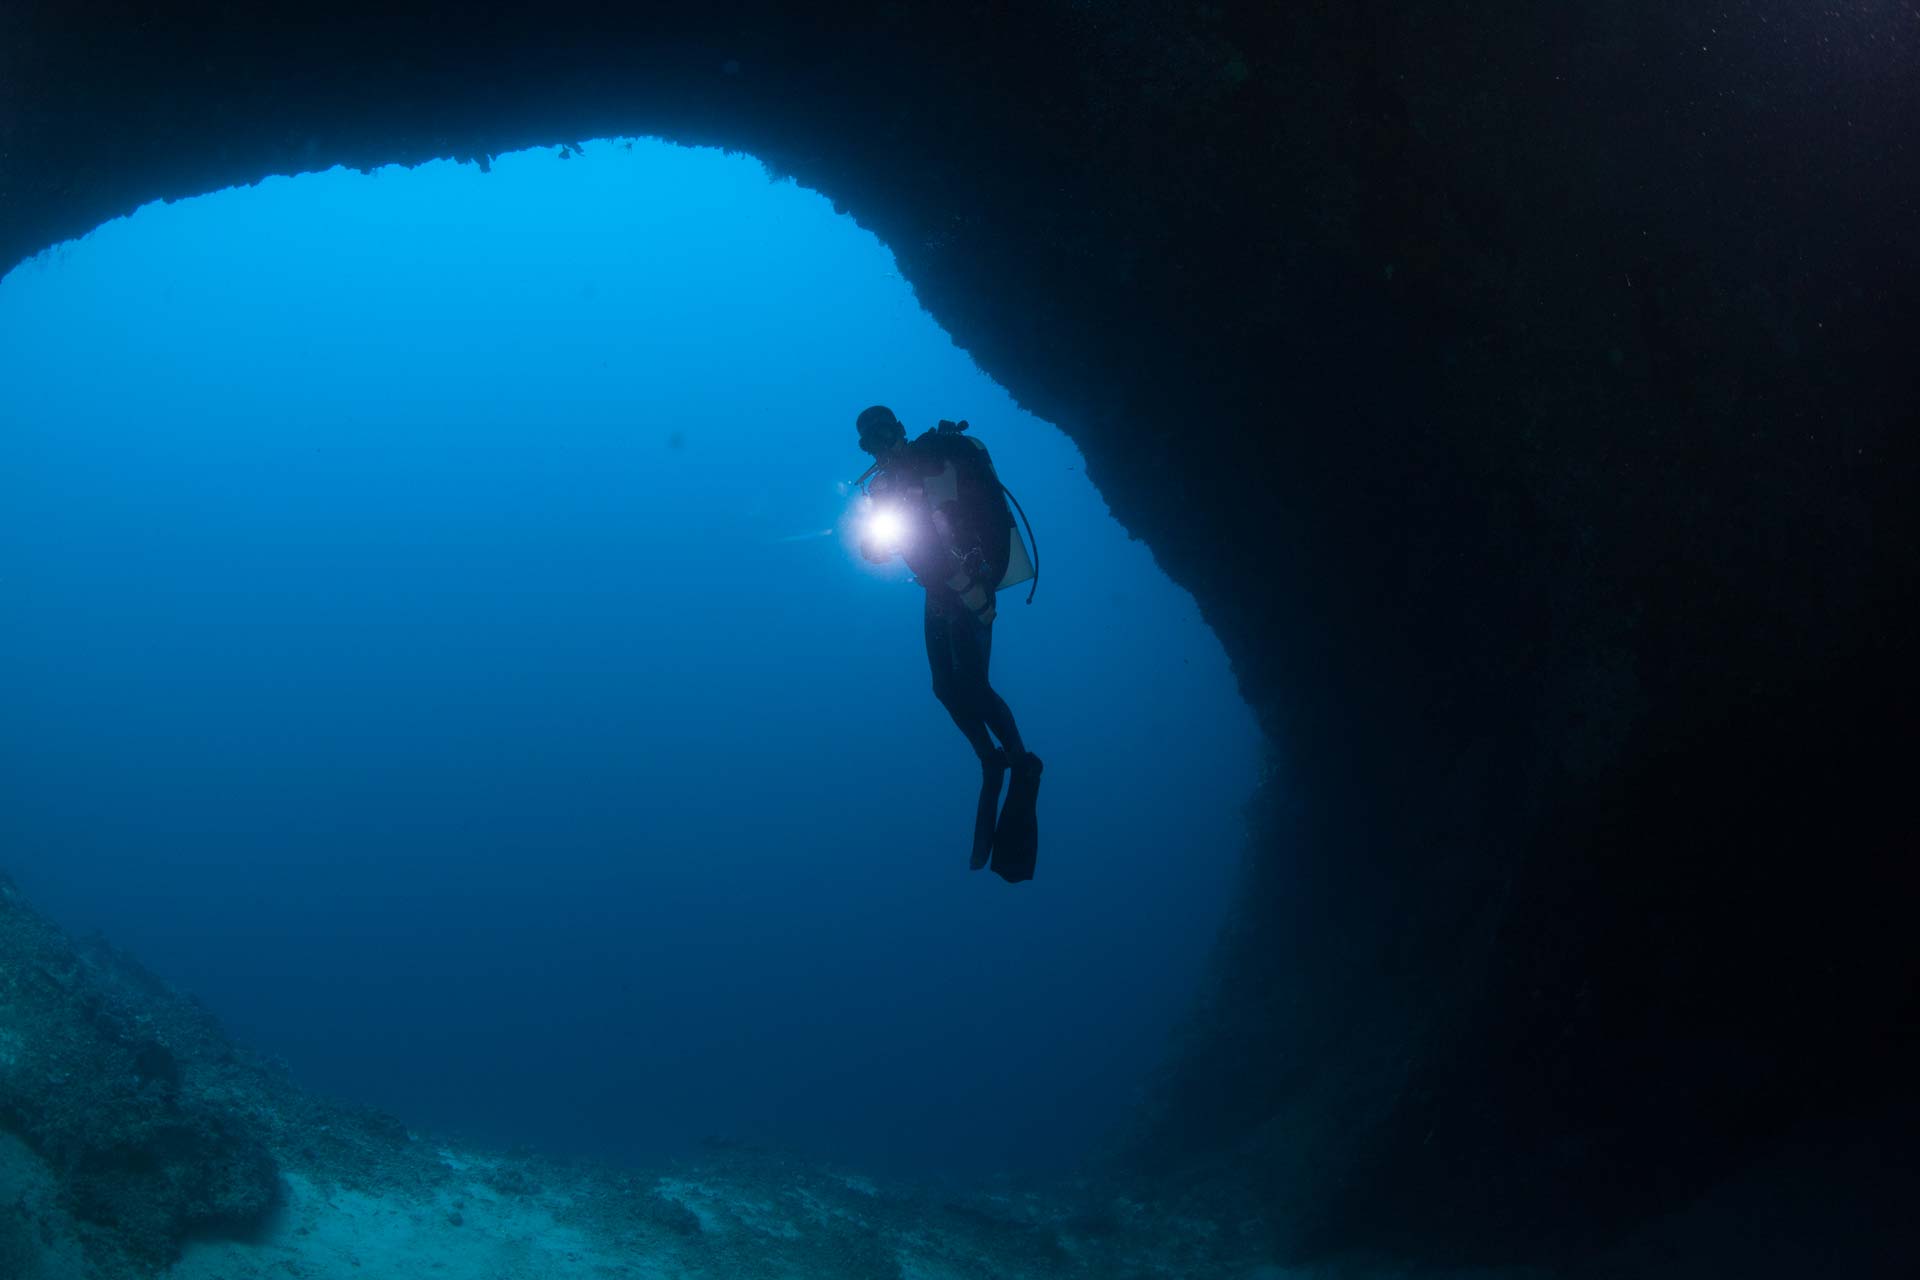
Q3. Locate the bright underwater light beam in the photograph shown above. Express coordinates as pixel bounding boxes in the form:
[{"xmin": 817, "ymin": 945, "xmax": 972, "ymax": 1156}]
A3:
[{"xmin": 867, "ymin": 504, "xmax": 906, "ymax": 549}]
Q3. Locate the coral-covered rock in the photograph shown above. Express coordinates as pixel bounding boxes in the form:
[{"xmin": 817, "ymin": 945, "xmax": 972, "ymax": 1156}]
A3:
[{"xmin": 0, "ymin": 875, "xmax": 279, "ymax": 1266}]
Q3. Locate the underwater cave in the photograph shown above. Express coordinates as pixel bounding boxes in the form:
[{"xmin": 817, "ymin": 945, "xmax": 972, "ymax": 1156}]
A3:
[
  {"xmin": 2, "ymin": 137, "xmax": 1265, "ymax": 1183},
  {"xmin": 3, "ymin": 3, "xmax": 1916, "ymax": 1278}
]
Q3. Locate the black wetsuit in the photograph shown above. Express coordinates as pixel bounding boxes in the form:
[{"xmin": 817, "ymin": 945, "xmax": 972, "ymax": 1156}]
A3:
[{"xmin": 871, "ymin": 430, "xmax": 1026, "ymax": 765}]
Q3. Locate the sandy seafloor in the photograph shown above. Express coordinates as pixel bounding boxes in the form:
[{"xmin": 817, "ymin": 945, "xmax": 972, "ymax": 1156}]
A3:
[
  {"xmin": 159, "ymin": 1145, "xmax": 1527, "ymax": 1280},
  {"xmin": 6, "ymin": 1106, "xmax": 1543, "ymax": 1280},
  {"xmin": 5, "ymin": 870, "xmax": 1855, "ymax": 1280}
]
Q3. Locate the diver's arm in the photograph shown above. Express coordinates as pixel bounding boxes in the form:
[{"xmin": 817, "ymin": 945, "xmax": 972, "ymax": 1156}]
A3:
[
  {"xmin": 859, "ymin": 471, "xmax": 908, "ymax": 563},
  {"xmin": 857, "ymin": 500, "xmax": 893, "ymax": 563}
]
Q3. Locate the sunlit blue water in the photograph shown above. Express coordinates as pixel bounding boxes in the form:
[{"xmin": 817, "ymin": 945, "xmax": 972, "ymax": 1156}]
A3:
[{"xmin": 0, "ymin": 140, "xmax": 1262, "ymax": 1180}]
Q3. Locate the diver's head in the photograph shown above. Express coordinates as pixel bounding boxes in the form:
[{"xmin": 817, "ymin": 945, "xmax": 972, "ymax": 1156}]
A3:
[{"xmin": 856, "ymin": 405, "xmax": 907, "ymax": 459}]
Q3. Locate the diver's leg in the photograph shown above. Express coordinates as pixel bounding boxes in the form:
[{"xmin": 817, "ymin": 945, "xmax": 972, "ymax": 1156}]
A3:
[
  {"xmin": 968, "ymin": 617, "xmax": 1040, "ymax": 881},
  {"xmin": 925, "ymin": 598, "xmax": 999, "ymax": 762},
  {"xmin": 931, "ymin": 600, "xmax": 1009, "ymax": 870},
  {"xmin": 955, "ymin": 616, "xmax": 1027, "ymax": 762}
]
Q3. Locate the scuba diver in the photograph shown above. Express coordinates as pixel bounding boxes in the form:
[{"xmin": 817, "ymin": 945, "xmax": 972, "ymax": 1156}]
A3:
[{"xmin": 852, "ymin": 405, "xmax": 1043, "ymax": 882}]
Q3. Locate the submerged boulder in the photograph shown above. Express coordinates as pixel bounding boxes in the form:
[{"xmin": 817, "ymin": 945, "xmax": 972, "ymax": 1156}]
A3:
[{"xmin": 0, "ymin": 874, "xmax": 280, "ymax": 1266}]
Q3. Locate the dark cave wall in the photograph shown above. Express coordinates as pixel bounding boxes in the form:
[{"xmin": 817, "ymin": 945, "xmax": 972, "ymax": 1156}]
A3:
[{"xmin": 5, "ymin": 1, "xmax": 1916, "ymax": 1268}]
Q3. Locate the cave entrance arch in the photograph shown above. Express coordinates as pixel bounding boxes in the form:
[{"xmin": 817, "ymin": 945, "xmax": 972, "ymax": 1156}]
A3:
[
  {"xmin": 10, "ymin": 6, "xmax": 1917, "ymax": 1268},
  {"xmin": 0, "ymin": 136, "xmax": 1266, "ymax": 1178}
]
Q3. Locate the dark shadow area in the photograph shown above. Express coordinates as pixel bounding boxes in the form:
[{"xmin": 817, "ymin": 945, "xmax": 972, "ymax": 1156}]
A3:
[{"xmin": 5, "ymin": 2, "xmax": 1916, "ymax": 1273}]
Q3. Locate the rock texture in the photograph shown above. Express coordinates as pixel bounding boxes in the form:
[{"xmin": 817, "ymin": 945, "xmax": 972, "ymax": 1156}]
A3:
[
  {"xmin": 0, "ymin": 877, "xmax": 281, "ymax": 1268},
  {"xmin": 2, "ymin": 873, "xmax": 1300, "ymax": 1278},
  {"xmin": 4, "ymin": 2, "xmax": 1915, "ymax": 1271}
]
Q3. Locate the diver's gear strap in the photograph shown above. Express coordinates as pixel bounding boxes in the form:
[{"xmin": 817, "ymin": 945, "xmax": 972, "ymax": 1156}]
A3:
[
  {"xmin": 947, "ymin": 548, "xmax": 998, "ymax": 624},
  {"xmin": 956, "ymin": 578, "xmax": 996, "ymax": 624}
]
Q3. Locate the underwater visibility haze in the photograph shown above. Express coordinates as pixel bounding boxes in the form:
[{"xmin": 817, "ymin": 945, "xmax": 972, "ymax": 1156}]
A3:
[
  {"xmin": 0, "ymin": 140, "xmax": 1264, "ymax": 1186},
  {"xmin": 5, "ymin": 6, "xmax": 1917, "ymax": 1277}
]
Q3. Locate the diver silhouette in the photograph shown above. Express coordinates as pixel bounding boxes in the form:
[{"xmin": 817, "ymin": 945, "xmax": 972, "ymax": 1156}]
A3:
[{"xmin": 853, "ymin": 405, "xmax": 1043, "ymax": 882}]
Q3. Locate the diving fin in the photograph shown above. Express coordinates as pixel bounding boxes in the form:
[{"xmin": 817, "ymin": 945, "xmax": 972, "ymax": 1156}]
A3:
[
  {"xmin": 971, "ymin": 750, "xmax": 1008, "ymax": 871},
  {"xmin": 990, "ymin": 752, "xmax": 1043, "ymax": 883}
]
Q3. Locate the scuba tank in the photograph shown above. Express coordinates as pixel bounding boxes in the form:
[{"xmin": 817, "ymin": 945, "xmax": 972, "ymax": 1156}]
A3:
[{"xmin": 932, "ymin": 420, "xmax": 1041, "ymax": 606}]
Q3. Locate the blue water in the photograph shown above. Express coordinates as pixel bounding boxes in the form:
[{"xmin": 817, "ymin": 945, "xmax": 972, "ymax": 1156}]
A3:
[{"xmin": 0, "ymin": 140, "xmax": 1262, "ymax": 1181}]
